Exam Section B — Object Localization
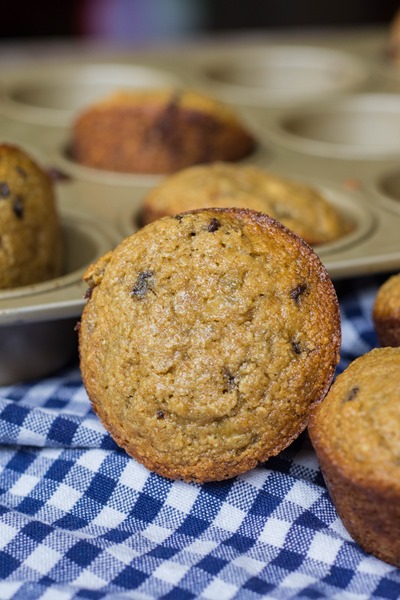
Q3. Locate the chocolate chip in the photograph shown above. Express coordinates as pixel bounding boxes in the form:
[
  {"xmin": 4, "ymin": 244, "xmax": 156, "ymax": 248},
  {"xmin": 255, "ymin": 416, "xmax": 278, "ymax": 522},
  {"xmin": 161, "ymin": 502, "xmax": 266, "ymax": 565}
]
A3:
[
  {"xmin": 291, "ymin": 341, "xmax": 302, "ymax": 355},
  {"xmin": 12, "ymin": 196, "xmax": 24, "ymax": 219},
  {"xmin": 0, "ymin": 182, "xmax": 10, "ymax": 198},
  {"xmin": 207, "ymin": 218, "xmax": 220, "ymax": 232},
  {"xmin": 47, "ymin": 166, "xmax": 72, "ymax": 182},
  {"xmin": 145, "ymin": 90, "xmax": 183, "ymax": 153},
  {"xmin": 74, "ymin": 321, "xmax": 81, "ymax": 332},
  {"xmin": 174, "ymin": 214, "xmax": 184, "ymax": 222},
  {"xmin": 156, "ymin": 410, "xmax": 164, "ymax": 419},
  {"xmin": 84, "ymin": 287, "xmax": 93, "ymax": 299},
  {"xmin": 344, "ymin": 386, "xmax": 359, "ymax": 403},
  {"xmin": 189, "ymin": 231, "xmax": 196, "ymax": 237},
  {"xmin": 223, "ymin": 368, "xmax": 236, "ymax": 393},
  {"xmin": 291, "ymin": 283, "xmax": 307, "ymax": 303},
  {"xmin": 131, "ymin": 270, "xmax": 155, "ymax": 298},
  {"xmin": 16, "ymin": 166, "xmax": 26, "ymax": 178}
]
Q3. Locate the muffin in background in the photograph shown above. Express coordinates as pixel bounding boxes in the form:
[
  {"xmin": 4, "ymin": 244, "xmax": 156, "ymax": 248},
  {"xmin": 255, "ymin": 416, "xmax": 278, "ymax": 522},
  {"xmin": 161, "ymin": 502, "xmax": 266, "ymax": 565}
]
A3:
[
  {"xmin": 373, "ymin": 273, "xmax": 400, "ymax": 347},
  {"xmin": 0, "ymin": 144, "xmax": 63, "ymax": 290},
  {"xmin": 309, "ymin": 347, "xmax": 400, "ymax": 567},
  {"xmin": 142, "ymin": 162, "xmax": 350, "ymax": 246},
  {"xmin": 387, "ymin": 9, "xmax": 400, "ymax": 65},
  {"xmin": 72, "ymin": 89, "xmax": 256, "ymax": 174},
  {"xmin": 79, "ymin": 207, "xmax": 341, "ymax": 483}
]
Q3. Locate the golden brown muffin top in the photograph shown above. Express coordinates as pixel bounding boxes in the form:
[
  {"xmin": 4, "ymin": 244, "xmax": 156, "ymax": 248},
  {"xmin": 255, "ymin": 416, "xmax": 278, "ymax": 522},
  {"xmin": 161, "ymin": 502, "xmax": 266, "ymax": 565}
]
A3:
[
  {"xmin": 72, "ymin": 89, "xmax": 256, "ymax": 174},
  {"xmin": 76, "ymin": 88, "xmax": 249, "ymax": 128},
  {"xmin": 80, "ymin": 208, "xmax": 341, "ymax": 482},
  {"xmin": 142, "ymin": 162, "xmax": 350, "ymax": 246},
  {"xmin": 309, "ymin": 347, "xmax": 400, "ymax": 494}
]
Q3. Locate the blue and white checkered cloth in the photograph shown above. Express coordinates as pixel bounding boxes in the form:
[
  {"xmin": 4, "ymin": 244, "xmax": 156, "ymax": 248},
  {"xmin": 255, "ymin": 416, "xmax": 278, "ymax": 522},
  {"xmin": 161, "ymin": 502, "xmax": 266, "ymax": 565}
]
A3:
[{"xmin": 1, "ymin": 274, "xmax": 399, "ymax": 600}]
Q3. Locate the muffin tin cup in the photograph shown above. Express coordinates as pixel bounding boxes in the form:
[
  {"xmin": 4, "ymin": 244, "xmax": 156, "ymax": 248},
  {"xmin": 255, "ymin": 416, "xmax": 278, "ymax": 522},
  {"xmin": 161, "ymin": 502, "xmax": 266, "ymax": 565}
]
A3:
[
  {"xmin": 189, "ymin": 45, "xmax": 369, "ymax": 108},
  {"xmin": 375, "ymin": 167, "xmax": 400, "ymax": 216},
  {"xmin": 267, "ymin": 93, "xmax": 400, "ymax": 159},
  {"xmin": 115, "ymin": 179, "xmax": 375, "ymax": 259},
  {"xmin": 54, "ymin": 138, "xmax": 270, "ymax": 188},
  {"xmin": 0, "ymin": 208, "xmax": 119, "ymax": 310},
  {"xmin": 0, "ymin": 207, "xmax": 120, "ymax": 384},
  {"xmin": 0, "ymin": 62, "xmax": 181, "ymax": 127}
]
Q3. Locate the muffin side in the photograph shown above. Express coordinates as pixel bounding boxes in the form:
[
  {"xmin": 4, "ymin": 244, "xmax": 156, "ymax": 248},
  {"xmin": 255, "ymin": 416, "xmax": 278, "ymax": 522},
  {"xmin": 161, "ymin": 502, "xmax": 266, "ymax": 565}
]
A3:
[
  {"xmin": 309, "ymin": 347, "xmax": 400, "ymax": 566},
  {"xmin": 373, "ymin": 273, "xmax": 400, "ymax": 347}
]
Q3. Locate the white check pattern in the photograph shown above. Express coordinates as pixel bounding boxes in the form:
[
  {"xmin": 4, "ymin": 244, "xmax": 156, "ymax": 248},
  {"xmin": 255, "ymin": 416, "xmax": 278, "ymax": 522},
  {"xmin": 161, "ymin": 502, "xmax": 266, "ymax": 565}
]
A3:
[{"xmin": 0, "ymin": 273, "xmax": 399, "ymax": 600}]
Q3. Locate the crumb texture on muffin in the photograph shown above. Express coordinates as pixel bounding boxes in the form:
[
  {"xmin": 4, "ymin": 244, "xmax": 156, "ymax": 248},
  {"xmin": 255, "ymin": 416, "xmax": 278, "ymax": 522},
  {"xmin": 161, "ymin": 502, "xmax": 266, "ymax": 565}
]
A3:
[
  {"xmin": 309, "ymin": 347, "xmax": 400, "ymax": 567},
  {"xmin": 142, "ymin": 162, "xmax": 350, "ymax": 246},
  {"xmin": 72, "ymin": 89, "xmax": 256, "ymax": 174},
  {"xmin": 80, "ymin": 208, "xmax": 341, "ymax": 482},
  {"xmin": 373, "ymin": 273, "xmax": 400, "ymax": 347},
  {"xmin": 0, "ymin": 144, "xmax": 63, "ymax": 289}
]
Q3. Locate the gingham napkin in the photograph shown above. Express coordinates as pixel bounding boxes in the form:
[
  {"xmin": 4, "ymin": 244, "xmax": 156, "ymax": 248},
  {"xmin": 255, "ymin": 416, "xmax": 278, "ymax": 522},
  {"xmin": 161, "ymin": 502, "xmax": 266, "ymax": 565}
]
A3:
[{"xmin": 0, "ymin": 274, "xmax": 399, "ymax": 600}]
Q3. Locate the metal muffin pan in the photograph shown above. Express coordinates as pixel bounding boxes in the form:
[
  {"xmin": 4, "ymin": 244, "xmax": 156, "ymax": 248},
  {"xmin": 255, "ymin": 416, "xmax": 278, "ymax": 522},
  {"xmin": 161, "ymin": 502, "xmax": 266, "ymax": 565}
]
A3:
[
  {"xmin": 265, "ymin": 93, "xmax": 400, "ymax": 159},
  {"xmin": 187, "ymin": 44, "xmax": 370, "ymax": 107},
  {"xmin": 0, "ymin": 202, "xmax": 121, "ymax": 385},
  {"xmin": 0, "ymin": 27, "xmax": 399, "ymax": 383}
]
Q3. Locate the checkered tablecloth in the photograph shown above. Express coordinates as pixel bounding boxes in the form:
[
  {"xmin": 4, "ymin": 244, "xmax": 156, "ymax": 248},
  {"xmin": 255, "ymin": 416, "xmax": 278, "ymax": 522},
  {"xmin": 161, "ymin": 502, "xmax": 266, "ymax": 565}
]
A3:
[{"xmin": 0, "ymin": 274, "xmax": 399, "ymax": 600}]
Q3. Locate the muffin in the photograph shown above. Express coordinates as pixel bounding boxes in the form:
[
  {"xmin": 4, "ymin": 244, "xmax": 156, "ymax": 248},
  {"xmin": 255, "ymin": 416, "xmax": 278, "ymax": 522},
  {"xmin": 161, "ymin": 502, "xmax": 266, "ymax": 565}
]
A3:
[
  {"xmin": 0, "ymin": 144, "xmax": 63, "ymax": 289},
  {"xmin": 373, "ymin": 273, "xmax": 400, "ymax": 347},
  {"xmin": 79, "ymin": 208, "xmax": 341, "ymax": 482},
  {"xmin": 72, "ymin": 89, "xmax": 256, "ymax": 174},
  {"xmin": 387, "ymin": 9, "xmax": 400, "ymax": 65},
  {"xmin": 308, "ymin": 347, "xmax": 400, "ymax": 567},
  {"xmin": 142, "ymin": 162, "xmax": 349, "ymax": 246}
]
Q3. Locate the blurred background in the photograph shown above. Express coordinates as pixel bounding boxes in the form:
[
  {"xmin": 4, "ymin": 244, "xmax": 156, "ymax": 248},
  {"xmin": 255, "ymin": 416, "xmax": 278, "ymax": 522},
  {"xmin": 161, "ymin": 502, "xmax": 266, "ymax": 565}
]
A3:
[{"xmin": 1, "ymin": 0, "xmax": 399, "ymax": 42}]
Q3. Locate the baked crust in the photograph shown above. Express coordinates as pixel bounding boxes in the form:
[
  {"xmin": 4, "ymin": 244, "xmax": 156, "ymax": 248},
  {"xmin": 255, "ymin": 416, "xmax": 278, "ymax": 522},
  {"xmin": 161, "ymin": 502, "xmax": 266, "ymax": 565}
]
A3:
[
  {"xmin": 80, "ymin": 208, "xmax": 341, "ymax": 482},
  {"xmin": 72, "ymin": 89, "xmax": 256, "ymax": 174},
  {"xmin": 309, "ymin": 347, "xmax": 400, "ymax": 566},
  {"xmin": 142, "ymin": 162, "xmax": 350, "ymax": 246},
  {"xmin": 0, "ymin": 143, "xmax": 63, "ymax": 289}
]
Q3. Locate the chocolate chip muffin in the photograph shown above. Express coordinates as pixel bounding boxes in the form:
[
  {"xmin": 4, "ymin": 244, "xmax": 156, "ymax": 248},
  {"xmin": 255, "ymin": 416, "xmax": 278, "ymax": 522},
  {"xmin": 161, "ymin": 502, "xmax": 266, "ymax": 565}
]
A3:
[
  {"xmin": 72, "ymin": 89, "xmax": 256, "ymax": 174},
  {"xmin": 309, "ymin": 347, "xmax": 400, "ymax": 567},
  {"xmin": 142, "ymin": 162, "xmax": 350, "ymax": 246},
  {"xmin": 79, "ymin": 208, "xmax": 341, "ymax": 482},
  {"xmin": 373, "ymin": 273, "xmax": 400, "ymax": 347},
  {"xmin": 0, "ymin": 144, "xmax": 63, "ymax": 289}
]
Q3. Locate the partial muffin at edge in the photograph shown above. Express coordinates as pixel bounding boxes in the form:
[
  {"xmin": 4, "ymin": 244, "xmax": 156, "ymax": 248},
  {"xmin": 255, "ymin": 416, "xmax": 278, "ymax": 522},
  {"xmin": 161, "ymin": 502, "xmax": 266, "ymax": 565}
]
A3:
[
  {"xmin": 308, "ymin": 347, "xmax": 400, "ymax": 567},
  {"xmin": 387, "ymin": 9, "xmax": 400, "ymax": 65},
  {"xmin": 0, "ymin": 143, "xmax": 63, "ymax": 289},
  {"xmin": 373, "ymin": 273, "xmax": 400, "ymax": 347},
  {"xmin": 72, "ymin": 89, "xmax": 256, "ymax": 174},
  {"xmin": 79, "ymin": 207, "xmax": 341, "ymax": 482}
]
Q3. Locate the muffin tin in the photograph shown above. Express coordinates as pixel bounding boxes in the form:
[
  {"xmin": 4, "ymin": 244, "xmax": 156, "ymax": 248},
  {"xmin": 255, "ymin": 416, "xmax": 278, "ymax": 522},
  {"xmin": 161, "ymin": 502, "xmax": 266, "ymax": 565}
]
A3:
[{"xmin": 0, "ymin": 27, "xmax": 399, "ymax": 383}]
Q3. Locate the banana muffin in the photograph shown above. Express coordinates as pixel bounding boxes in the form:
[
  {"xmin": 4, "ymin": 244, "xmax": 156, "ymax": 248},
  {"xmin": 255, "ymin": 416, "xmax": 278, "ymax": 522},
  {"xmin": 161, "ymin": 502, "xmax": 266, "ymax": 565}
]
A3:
[
  {"xmin": 142, "ymin": 162, "xmax": 350, "ymax": 246},
  {"xmin": 373, "ymin": 273, "xmax": 400, "ymax": 347},
  {"xmin": 309, "ymin": 347, "xmax": 400, "ymax": 566},
  {"xmin": 0, "ymin": 144, "xmax": 63, "ymax": 289},
  {"xmin": 72, "ymin": 89, "xmax": 256, "ymax": 174},
  {"xmin": 79, "ymin": 207, "xmax": 341, "ymax": 482}
]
